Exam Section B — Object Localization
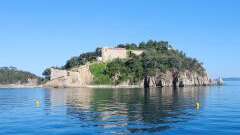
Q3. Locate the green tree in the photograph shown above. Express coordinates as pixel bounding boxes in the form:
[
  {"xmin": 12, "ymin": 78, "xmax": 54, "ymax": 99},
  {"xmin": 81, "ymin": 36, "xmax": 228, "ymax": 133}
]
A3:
[
  {"xmin": 106, "ymin": 59, "xmax": 128, "ymax": 85},
  {"xmin": 89, "ymin": 63, "xmax": 111, "ymax": 84},
  {"xmin": 0, "ymin": 67, "xmax": 41, "ymax": 84}
]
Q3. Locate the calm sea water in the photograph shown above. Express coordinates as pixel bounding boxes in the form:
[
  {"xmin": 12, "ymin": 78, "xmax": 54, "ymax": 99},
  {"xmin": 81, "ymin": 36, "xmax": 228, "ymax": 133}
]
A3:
[{"xmin": 0, "ymin": 81, "xmax": 240, "ymax": 135}]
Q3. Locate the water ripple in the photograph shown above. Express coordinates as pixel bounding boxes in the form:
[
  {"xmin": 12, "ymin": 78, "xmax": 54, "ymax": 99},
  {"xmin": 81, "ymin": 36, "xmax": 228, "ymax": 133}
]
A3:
[{"xmin": 0, "ymin": 86, "xmax": 240, "ymax": 134}]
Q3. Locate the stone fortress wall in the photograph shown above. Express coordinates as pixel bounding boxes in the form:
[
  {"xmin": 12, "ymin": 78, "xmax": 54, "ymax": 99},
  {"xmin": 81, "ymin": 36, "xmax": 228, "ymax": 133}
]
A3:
[
  {"xmin": 100, "ymin": 48, "xmax": 144, "ymax": 62},
  {"xmin": 50, "ymin": 68, "xmax": 67, "ymax": 80},
  {"xmin": 45, "ymin": 48, "xmax": 144, "ymax": 88},
  {"xmin": 101, "ymin": 48, "xmax": 127, "ymax": 62},
  {"xmin": 45, "ymin": 64, "xmax": 93, "ymax": 88}
]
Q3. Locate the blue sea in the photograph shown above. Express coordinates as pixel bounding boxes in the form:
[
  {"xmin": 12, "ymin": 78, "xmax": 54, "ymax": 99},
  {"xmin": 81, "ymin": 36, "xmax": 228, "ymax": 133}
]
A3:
[{"xmin": 0, "ymin": 81, "xmax": 240, "ymax": 135}]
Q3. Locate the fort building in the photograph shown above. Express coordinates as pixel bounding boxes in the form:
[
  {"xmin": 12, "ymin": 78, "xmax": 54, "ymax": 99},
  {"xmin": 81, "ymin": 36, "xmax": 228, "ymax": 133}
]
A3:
[
  {"xmin": 47, "ymin": 48, "xmax": 144, "ymax": 85},
  {"xmin": 99, "ymin": 48, "xmax": 144, "ymax": 62}
]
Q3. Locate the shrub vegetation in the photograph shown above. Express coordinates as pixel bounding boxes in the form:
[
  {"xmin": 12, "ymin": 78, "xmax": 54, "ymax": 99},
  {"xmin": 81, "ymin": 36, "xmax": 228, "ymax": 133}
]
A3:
[
  {"xmin": 0, "ymin": 67, "xmax": 40, "ymax": 84},
  {"xmin": 89, "ymin": 63, "xmax": 112, "ymax": 85}
]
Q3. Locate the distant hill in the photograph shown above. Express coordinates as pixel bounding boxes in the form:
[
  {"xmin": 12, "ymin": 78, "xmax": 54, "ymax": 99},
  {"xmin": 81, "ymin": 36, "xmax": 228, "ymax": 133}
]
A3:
[
  {"xmin": 0, "ymin": 67, "xmax": 41, "ymax": 85},
  {"xmin": 223, "ymin": 77, "xmax": 240, "ymax": 81}
]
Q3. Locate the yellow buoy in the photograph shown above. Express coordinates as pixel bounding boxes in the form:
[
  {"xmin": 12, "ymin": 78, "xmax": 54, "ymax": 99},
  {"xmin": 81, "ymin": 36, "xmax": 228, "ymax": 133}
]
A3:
[
  {"xmin": 35, "ymin": 100, "xmax": 41, "ymax": 107},
  {"xmin": 196, "ymin": 102, "xmax": 200, "ymax": 109}
]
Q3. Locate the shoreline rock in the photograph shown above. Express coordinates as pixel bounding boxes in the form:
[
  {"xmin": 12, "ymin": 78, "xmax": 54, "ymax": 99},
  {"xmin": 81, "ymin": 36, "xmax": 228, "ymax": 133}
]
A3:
[{"xmin": 144, "ymin": 70, "xmax": 214, "ymax": 88}]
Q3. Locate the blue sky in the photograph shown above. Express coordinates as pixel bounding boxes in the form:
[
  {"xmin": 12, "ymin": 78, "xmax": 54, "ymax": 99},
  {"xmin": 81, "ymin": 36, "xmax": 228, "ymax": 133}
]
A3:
[{"xmin": 0, "ymin": 0, "xmax": 239, "ymax": 77}]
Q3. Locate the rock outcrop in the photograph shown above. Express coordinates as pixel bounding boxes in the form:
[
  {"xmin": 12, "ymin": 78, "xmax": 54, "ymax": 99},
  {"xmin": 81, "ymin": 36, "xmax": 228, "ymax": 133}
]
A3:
[{"xmin": 144, "ymin": 70, "xmax": 212, "ymax": 88}]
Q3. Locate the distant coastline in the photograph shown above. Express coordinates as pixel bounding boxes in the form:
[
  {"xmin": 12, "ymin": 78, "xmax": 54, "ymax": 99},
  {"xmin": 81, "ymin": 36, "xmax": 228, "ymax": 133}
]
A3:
[
  {"xmin": 0, "ymin": 84, "xmax": 42, "ymax": 89},
  {"xmin": 223, "ymin": 78, "xmax": 240, "ymax": 81}
]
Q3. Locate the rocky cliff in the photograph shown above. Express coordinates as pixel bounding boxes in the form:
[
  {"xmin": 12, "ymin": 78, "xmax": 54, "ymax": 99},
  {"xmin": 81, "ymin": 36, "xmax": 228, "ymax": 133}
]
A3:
[{"xmin": 144, "ymin": 70, "xmax": 212, "ymax": 88}]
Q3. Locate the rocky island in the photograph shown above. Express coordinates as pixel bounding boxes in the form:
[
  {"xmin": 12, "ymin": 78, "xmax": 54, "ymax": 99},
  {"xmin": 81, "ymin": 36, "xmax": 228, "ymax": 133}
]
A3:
[{"xmin": 42, "ymin": 40, "xmax": 218, "ymax": 88}]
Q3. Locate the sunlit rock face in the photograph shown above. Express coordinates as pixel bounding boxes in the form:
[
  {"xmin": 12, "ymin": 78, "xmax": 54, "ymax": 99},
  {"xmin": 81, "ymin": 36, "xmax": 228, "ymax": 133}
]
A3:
[{"xmin": 144, "ymin": 70, "xmax": 212, "ymax": 88}]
